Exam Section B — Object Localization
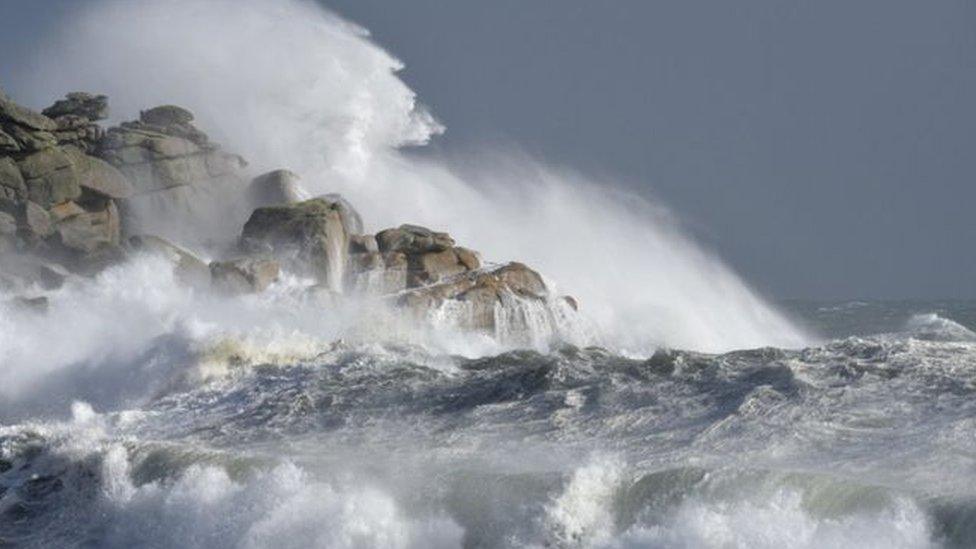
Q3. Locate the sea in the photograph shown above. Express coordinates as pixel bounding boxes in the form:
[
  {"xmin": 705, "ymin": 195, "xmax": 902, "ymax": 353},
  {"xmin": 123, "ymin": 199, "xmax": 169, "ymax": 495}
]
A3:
[{"xmin": 1, "ymin": 299, "xmax": 974, "ymax": 548}]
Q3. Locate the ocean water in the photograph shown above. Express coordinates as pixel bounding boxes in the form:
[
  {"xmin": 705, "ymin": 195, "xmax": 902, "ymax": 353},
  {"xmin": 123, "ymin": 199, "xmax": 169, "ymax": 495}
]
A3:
[
  {"xmin": 1, "ymin": 298, "xmax": 974, "ymax": 548},
  {"xmin": 2, "ymin": 1, "xmax": 974, "ymax": 547}
]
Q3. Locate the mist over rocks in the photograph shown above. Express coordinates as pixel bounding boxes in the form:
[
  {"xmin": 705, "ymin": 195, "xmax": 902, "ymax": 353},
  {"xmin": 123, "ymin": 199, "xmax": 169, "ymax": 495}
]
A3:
[{"xmin": 0, "ymin": 89, "xmax": 582, "ymax": 346}]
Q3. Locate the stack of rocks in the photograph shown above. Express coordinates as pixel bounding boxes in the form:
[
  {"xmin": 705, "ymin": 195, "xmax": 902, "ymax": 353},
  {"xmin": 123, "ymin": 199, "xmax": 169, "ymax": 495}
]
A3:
[
  {"xmin": 1, "ymin": 87, "xmax": 579, "ymax": 343},
  {"xmin": 0, "ymin": 90, "xmax": 130, "ymax": 278}
]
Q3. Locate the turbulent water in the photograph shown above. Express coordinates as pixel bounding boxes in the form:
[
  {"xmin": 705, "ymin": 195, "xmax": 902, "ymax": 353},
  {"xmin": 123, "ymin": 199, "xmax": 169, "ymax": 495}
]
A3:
[
  {"xmin": 3, "ymin": 1, "xmax": 975, "ymax": 547},
  {"xmin": 1, "ymin": 295, "xmax": 975, "ymax": 548}
]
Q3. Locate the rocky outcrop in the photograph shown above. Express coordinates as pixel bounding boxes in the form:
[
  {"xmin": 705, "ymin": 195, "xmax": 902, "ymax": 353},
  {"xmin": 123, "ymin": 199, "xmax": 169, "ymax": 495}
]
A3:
[
  {"xmin": 41, "ymin": 92, "xmax": 109, "ymax": 153},
  {"xmin": 1, "ymin": 87, "xmax": 581, "ymax": 347},
  {"xmin": 398, "ymin": 262, "xmax": 547, "ymax": 332},
  {"xmin": 0, "ymin": 90, "xmax": 126, "ymax": 277},
  {"xmin": 97, "ymin": 104, "xmax": 248, "ymax": 245},
  {"xmin": 347, "ymin": 224, "xmax": 482, "ymax": 293},
  {"xmin": 241, "ymin": 196, "xmax": 359, "ymax": 290}
]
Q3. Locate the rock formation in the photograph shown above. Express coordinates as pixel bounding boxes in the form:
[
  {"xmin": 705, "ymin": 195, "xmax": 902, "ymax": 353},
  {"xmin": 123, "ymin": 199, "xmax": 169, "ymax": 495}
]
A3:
[
  {"xmin": 0, "ymin": 90, "xmax": 126, "ymax": 276},
  {"xmin": 98, "ymin": 104, "xmax": 248, "ymax": 246},
  {"xmin": 0, "ymin": 88, "xmax": 579, "ymax": 345}
]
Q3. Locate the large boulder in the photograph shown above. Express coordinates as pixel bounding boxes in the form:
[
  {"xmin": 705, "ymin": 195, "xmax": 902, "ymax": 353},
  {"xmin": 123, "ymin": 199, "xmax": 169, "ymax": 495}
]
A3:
[
  {"xmin": 64, "ymin": 146, "xmax": 132, "ymax": 199},
  {"xmin": 348, "ymin": 224, "xmax": 480, "ymax": 294},
  {"xmin": 376, "ymin": 224, "xmax": 454, "ymax": 255},
  {"xmin": 241, "ymin": 196, "xmax": 360, "ymax": 290},
  {"xmin": 398, "ymin": 262, "xmax": 548, "ymax": 332},
  {"xmin": 249, "ymin": 169, "xmax": 305, "ymax": 208},
  {"xmin": 16, "ymin": 147, "xmax": 81, "ymax": 208}
]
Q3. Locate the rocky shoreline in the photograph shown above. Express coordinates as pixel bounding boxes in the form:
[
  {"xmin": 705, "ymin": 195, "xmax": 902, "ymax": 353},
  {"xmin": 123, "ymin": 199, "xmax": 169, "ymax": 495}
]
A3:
[{"xmin": 0, "ymin": 89, "xmax": 579, "ymax": 340}]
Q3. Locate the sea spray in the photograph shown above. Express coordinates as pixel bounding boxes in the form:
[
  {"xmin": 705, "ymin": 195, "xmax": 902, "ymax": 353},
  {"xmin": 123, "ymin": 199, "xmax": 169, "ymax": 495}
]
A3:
[{"xmin": 9, "ymin": 0, "xmax": 809, "ymax": 353}]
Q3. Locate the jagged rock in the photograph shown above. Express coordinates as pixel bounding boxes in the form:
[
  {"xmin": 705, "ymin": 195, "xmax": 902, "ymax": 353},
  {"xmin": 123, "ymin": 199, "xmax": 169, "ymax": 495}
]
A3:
[
  {"xmin": 376, "ymin": 224, "xmax": 454, "ymax": 255},
  {"xmin": 0, "ymin": 90, "xmax": 57, "ymax": 132},
  {"xmin": 127, "ymin": 234, "xmax": 210, "ymax": 287},
  {"xmin": 42, "ymin": 92, "xmax": 109, "ymax": 121},
  {"xmin": 210, "ymin": 257, "xmax": 280, "ymax": 294},
  {"xmin": 249, "ymin": 169, "xmax": 304, "ymax": 207},
  {"xmin": 241, "ymin": 196, "xmax": 357, "ymax": 288}
]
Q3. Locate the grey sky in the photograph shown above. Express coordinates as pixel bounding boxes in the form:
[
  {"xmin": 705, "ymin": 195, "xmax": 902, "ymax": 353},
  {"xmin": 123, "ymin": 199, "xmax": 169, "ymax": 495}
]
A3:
[{"xmin": 2, "ymin": 0, "xmax": 974, "ymax": 299}]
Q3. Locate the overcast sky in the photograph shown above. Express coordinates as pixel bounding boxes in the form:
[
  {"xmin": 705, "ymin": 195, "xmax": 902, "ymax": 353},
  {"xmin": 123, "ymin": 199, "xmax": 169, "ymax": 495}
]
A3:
[{"xmin": 2, "ymin": 0, "xmax": 974, "ymax": 299}]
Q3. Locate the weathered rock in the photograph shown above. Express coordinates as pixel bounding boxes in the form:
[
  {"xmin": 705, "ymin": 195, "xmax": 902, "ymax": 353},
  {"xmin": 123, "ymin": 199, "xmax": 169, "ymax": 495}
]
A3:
[
  {"xmin": 4, "ymin": 124, "xmax": 57, "ymax": 152},
  {"xmin": 210, "ymin": 257, "xmax": 280, "ymax": 294},
  {"xmin": 64, "ymin": 146, "xmax": 132, "ymax": 199},
  {"xmin": 48, "ymin": 200, "xmax": 86, "ymax": 222},
  {"xmin": 17, "ymin": 148, "xmax": 81, "ymax": 208},
  {"xmin": 0, "ymin": 90, "xmax": 57, "ymax": 131},
  {"xmin": 249, "ymin": 169, "xmax": 304, "ymax": 207},
  {"xmin": 241, "ymin": 196, "xmax": 356, "ymax": 288},
  {"xmin": 398, "ymin": 262, "xmax": 548, "ymax": 332},
  {"xmin": 406, "ymin": 248, "xmax": 467, "ymax": 287},
  {"xmin": 0, "ymin": 157, "xmax": 26, "ymax": 200},
  {"xmin": 349, "ymin": 234, "xmax": 378, "ymax": 254},
  {"xmin": 127, "ymin": 234, "xmax": 210, "ymax": 287},
  {"xmin": 376, "ymin": 224, "xmax": 455, "ymax": 255},
  {"xmin": 20, "ymin": 201, "xmax": 53, "ymax": 240},
  {"xmin": 455, "ymin": 247, "xmax": 481, "ymax": 271},
  {"xmin": 54, "ymin": 201, "xmax": 121, "ymax": 253},
  {"xmin": 42, "ymin": 92, "xmax": 109, "ymax": 121},
  {"xmin": 140, "ymin": 105, "xmax": 195, "ymax": 127},
  {"xmin": 0, "ymin": 128, "xmax": 19, "ymax": 153},
  {"xmin": 97, "ymin": 106, "xmax": 249, "ymax": 245}
]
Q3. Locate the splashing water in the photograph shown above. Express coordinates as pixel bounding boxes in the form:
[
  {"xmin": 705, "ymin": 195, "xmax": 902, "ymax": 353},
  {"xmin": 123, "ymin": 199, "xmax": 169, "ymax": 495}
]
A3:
[{"xmin": 8, "ymin": 0, "xmax": 808, "ymax": 354}]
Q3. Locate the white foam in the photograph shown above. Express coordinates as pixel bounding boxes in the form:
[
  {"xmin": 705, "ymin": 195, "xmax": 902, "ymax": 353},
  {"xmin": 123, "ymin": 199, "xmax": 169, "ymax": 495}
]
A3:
[{"xmin": 9, "ymin": 0, "xmax": 810, "ymax": 354}]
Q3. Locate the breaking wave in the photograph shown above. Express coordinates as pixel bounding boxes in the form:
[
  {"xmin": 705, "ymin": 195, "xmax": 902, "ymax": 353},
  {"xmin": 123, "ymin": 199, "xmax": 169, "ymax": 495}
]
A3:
[{"xmin": 7, "ymin": 0, "xmax": 807, "ymax": 354}]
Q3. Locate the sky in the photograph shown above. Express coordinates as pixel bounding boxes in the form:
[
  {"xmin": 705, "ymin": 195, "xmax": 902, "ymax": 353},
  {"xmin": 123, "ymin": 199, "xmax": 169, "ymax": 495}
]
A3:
[{"xmin": 1, "ymin": 0, "xmax": 974, "ymax": 300}]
